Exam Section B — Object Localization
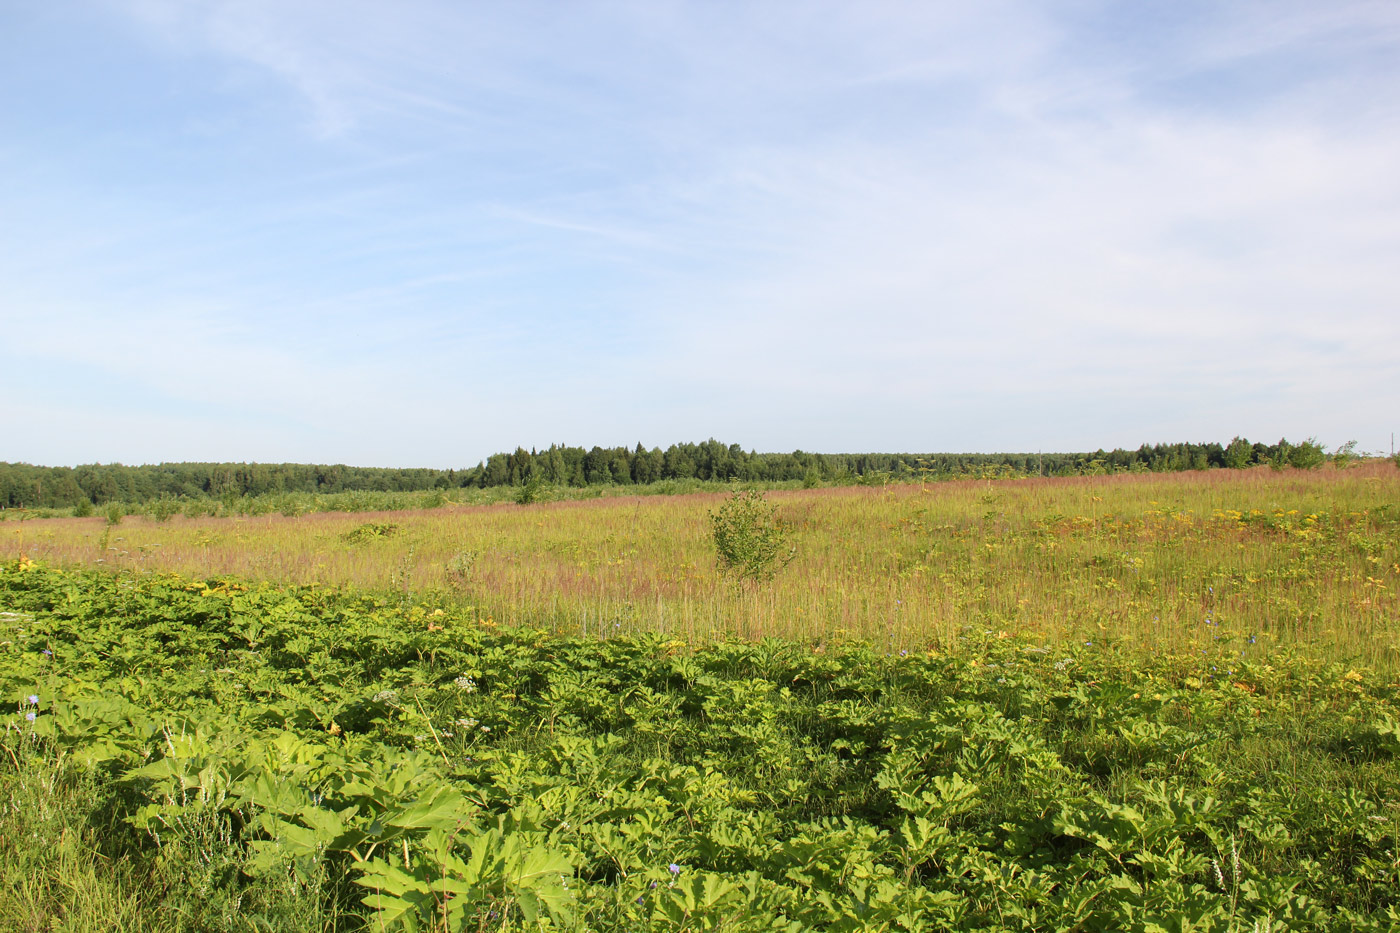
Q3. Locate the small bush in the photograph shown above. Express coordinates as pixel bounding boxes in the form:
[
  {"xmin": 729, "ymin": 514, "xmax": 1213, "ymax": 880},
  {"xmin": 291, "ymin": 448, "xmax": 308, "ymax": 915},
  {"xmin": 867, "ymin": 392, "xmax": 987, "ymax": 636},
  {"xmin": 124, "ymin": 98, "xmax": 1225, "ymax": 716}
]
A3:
[
  {"xmin": 1289, "ymin": 438, "xmax": 1327, "ymax": 470},
  {"xmin": 341, "ymin": 522, "xmax": 400, "ymax": 544},
  {"xmin": 445, "ymin": 549, "xmax": 476, "ymax": 592},
  {"xmin": 148, "ymin": 498, "xmax": 181, "ymax": 523},
  {"xmin": 515, "ymin": 473, "xmax": 544, "ymax": 506},
  {"xmin": 710, "ymin": 490, "xmax": 794, "ymax": 583}
]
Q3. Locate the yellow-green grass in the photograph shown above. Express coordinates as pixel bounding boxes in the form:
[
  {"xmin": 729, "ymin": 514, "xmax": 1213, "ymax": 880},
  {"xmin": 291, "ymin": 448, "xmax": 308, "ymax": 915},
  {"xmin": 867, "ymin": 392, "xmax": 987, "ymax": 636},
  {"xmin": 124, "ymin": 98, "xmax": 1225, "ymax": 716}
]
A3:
[{"xmin": 5, "ymin": 463, "xmax": 1398, "ymax": 665}]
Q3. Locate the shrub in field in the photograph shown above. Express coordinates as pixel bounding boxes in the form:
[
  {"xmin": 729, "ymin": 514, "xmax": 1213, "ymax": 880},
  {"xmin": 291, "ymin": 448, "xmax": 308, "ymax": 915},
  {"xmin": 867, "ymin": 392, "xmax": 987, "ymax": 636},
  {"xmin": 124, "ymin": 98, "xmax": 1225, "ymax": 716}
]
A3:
[
  {"xmin": 341, "ymin": 522, "xmax": 400, "ymax": 544},
  {"xmin": 444, "ymin": 549, "xmax": 476, "ymax": 594},
  {"xmin": 709, "ymin": 490, "xmax": 794, "ymax": 583},
  {"xmin": 1223, "ymin": 436, "xmax": 1255, "ymax": 469},
  {"xmin": 147, "ymin": 497, "xmax": 181, "ymax": 523},
  {"xmin": 1289, "ymin": 437, "xmax": 1327, "ymax": 470},
  {"xmin": 515, "ymin": 472, "xmax": 544, "ymax": 505}
]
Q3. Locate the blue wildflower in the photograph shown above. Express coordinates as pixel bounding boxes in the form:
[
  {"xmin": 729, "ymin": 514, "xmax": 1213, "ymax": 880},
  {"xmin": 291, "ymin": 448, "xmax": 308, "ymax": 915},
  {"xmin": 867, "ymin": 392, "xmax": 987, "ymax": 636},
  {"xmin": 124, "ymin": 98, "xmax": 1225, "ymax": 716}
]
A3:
[
  {"xmin": 26, "ymin": 711, "xmax": 37, "ymax": 722},
  {"xmin": 668, "ymin": 864, "xmax": 681, "ymax": 876},
  {"xmin": 27, "ymin": 695, "xmax": 39, "ymax": 705}
]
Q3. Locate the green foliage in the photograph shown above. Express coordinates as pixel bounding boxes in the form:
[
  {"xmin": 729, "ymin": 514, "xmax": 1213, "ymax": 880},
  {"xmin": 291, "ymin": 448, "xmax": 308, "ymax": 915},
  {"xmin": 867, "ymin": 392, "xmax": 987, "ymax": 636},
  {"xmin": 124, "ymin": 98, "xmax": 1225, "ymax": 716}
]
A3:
[
  {"xmin": 710, "ymin": 490, "xmax": 795, "ymax": 582},
  {"xmin": 515, "ymin": 471, "xmax": 545, "ymax": 506},
  {"xmin": 1223, "ymin": 436, "xmax": 1255, "ymax": 469},
  {"xmin": 104, "ymin": 502, "xmax": 124, "ymax": 526},
  {"xmin": 445, "ymin": 550, "xmax": 476, "ymax": 594},
  {"xmin": 0, "ymin": 436, "xmax": 1327, "ymax": 512},
  {"xmin": 4, "ymin": 564, "xmax": 1400, "ymax": 930},
  {"xmin": 72, "ymin": 498, "xmax": 94, "ymax": 518},
  {"xmin": 146, "ymin": 496, "xmax": 181, "ymax": 523},
  {"xmin": 1331, "ymin": 440, "xmax": 1359, "ymax": 469},
  {"xmin": 342, "ymin": 522, "xmax": 401, "ymax": 544},
  {"xmin": 0, "ymin": 731, "xmax": 339, "ymax": 932},
  {"xmin": 1290, "ymin": 437, "xmax": 1327, "ymax": 470}
]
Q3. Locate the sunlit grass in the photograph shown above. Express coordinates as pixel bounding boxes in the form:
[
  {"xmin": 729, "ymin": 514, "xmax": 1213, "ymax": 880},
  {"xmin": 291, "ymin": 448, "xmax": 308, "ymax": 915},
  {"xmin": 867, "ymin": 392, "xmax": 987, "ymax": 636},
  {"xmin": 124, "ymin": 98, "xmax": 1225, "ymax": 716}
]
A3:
[{"xmin": 4, "ymin": 463, "xmax": 1397, "ymax": 665}]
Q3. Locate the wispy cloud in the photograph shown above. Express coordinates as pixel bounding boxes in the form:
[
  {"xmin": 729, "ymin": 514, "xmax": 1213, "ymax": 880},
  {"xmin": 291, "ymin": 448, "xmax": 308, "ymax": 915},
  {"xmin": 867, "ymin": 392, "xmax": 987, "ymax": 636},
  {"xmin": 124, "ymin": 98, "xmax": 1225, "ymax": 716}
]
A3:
[{"xmin": 2, "ymin": 1, "xmax": 1397, "ymax": 464}]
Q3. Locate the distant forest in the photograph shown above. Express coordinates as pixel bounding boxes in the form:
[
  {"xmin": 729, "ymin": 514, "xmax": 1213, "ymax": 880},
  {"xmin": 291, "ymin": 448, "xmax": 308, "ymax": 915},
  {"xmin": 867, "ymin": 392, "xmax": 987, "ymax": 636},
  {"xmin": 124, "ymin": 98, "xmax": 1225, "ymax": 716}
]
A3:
[{"xmin": 0, "ymin": 437, "xmax": 1328, "ymax": 509}]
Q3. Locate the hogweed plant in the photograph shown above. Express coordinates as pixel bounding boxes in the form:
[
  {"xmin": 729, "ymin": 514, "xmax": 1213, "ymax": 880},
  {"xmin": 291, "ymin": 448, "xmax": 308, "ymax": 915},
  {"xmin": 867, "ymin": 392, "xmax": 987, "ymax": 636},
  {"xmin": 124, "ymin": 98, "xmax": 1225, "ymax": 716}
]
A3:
[{"xmin": 3, "ymin": 562, "xmax": 1400, "ymax": 929}]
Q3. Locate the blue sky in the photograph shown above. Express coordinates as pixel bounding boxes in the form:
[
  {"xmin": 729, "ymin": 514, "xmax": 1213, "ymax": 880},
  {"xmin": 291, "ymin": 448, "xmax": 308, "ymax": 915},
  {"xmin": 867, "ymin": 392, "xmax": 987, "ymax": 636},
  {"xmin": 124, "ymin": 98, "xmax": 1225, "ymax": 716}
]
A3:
[{"xmin": 3, "ymin": 1, "xmax": 1398, "ymax": 467}]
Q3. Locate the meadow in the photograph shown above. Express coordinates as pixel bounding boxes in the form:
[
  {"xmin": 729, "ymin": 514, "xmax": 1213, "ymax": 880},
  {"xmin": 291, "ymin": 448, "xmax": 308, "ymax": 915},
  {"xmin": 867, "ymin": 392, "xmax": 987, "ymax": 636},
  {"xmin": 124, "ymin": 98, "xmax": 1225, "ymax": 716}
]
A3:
[
  {"xmin": 4, "ymin": 462, "xmax": 1397, "ymax": 666},
  {"xmin": 2, "ymin": 462, "xmax": 1399, "ymax": 931}
]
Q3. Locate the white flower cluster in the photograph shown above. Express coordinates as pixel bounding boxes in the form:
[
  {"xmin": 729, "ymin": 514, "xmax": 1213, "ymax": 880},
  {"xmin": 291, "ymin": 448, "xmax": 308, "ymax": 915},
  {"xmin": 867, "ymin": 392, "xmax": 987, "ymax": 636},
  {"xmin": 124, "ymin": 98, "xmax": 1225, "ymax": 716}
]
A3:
[
  {"xmin": 373, "ymin": 689, "xmax": 399, "ymax": 703},
  {"xmin": 454, "ymin": 675, "xmax": 477, "ymax": 693}
]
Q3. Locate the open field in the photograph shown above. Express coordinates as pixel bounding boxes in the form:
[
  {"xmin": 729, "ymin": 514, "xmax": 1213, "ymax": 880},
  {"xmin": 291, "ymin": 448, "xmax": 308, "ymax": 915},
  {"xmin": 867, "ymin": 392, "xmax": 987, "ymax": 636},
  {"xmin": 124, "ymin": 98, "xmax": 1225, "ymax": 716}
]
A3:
[
  {"xmin": 2, "ymin": 464, "xmax": 1398, "ymax": 930},
  {"xmin": 3, "ymin": 564, "xmax": 1399, "ymax": 930},
  {"xmin": 5, "ymin": 463, "xmax": 1398, "ymax": 666}
]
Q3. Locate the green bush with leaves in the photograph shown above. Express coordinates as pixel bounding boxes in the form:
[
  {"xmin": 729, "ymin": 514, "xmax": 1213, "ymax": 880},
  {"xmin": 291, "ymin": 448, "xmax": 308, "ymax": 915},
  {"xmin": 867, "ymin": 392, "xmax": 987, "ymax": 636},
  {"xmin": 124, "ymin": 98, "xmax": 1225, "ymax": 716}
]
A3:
[
  {"xmin": 515, "ymin": 472, "xmax": 545, "ymax": 506},
  {"xmin": 1289, "ymin": 437, "xmax": 1327, "ymax": 470},
  {"xmin": 342, "ymin": 521, "xmax": 401, "ymax": 544},
  {"xmin": 709, "ymin": 490, "xmax": 795, "ymax": 583},
  {"xmin": 146, "ymin": 497, "xmax": 182, "ymax": 523}
]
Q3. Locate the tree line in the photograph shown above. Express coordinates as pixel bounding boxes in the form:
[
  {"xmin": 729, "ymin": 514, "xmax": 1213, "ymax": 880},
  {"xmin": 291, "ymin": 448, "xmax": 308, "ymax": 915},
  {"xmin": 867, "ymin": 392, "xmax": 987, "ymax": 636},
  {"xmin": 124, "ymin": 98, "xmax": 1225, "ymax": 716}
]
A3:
[{"xmin": 0, "ymin": 437, "xmax": 1335, "ymax": 510}]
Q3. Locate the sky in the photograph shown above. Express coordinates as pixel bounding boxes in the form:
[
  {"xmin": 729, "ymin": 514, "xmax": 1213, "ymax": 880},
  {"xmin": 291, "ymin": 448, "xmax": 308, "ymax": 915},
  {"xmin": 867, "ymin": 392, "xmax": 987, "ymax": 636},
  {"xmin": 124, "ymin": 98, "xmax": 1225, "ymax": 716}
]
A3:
[{"xmin": 2, "ymin": 1, "xmax": 1398, "ymax": 468}]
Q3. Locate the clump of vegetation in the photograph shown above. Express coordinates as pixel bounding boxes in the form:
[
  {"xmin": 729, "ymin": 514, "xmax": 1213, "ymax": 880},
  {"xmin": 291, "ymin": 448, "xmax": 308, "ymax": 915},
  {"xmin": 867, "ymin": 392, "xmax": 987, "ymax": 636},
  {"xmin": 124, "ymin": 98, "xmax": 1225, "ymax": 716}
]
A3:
[
  {"xmin": 710, "ymin": 489, "xmax": 795, "ymax": 582},
  {"xmin": 146, "ymin": 497, "xmax": 181, "ymax": 523},
  {"xmin": 515, "ymin": 472, "xmax": 544, "ymax": 505},
  {"xmin": 444, "ymin": 549, "xmax": 477, "ymax": 594},
  {"xmin": 341, "ymin": 522, "xmax": 400, "ymax": 544}
]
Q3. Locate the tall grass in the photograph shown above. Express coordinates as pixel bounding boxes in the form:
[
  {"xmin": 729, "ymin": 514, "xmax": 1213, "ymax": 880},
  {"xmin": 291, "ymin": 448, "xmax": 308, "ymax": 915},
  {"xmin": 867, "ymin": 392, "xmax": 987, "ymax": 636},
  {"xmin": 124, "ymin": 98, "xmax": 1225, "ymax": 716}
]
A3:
[
  {"xmin": 0, "ymin": 744, "xmax": 341, "ymax": 933},
  {"xmin": 4, "ymin": 463, "xmax": 1397, "ymax": 665}
]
